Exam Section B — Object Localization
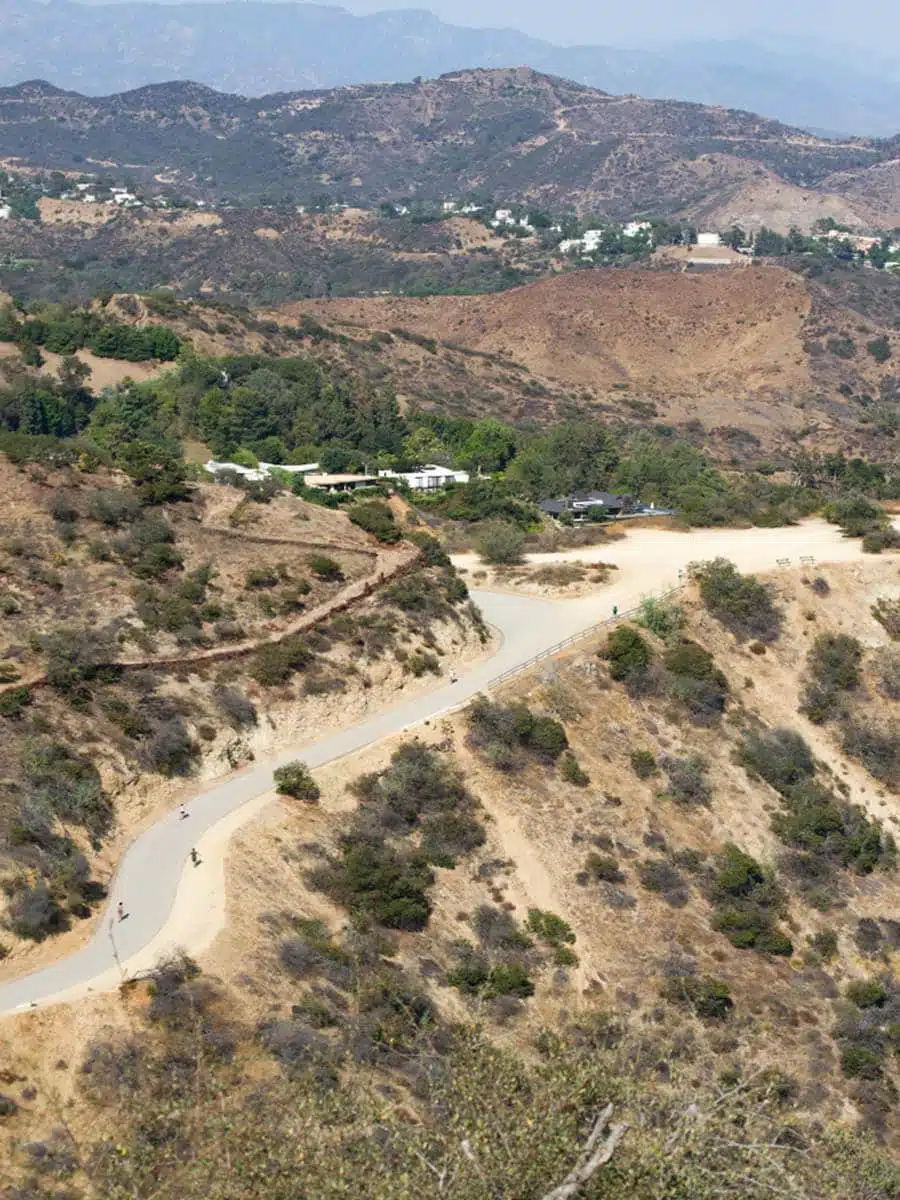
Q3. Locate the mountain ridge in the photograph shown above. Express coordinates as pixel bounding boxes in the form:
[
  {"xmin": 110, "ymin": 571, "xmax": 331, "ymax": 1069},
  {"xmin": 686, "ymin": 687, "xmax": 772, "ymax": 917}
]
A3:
[
  {"xmin": 1, "ymin": 67, "xmax": 896, "ymax": 226},
  {"xmin": 1, "ymin": 0, "xmax": 900, "ymax": 133}
]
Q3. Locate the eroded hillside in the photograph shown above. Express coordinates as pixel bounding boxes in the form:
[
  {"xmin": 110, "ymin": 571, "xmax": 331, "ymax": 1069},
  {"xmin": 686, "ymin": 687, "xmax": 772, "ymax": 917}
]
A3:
[{"xmin": 0, "ymin": 451, "xmax": 483, "ymax": 967}]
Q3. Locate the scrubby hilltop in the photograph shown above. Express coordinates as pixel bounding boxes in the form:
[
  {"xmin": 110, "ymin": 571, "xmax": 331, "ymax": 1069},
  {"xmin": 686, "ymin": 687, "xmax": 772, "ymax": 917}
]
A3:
[{"xmin": 0, "ymin": 69, "xmax": 896, "ymax": 225}]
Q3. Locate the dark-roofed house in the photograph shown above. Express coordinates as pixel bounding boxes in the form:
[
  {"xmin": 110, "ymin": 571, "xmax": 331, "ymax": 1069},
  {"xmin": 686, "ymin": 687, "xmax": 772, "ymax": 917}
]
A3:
[{"xmin": 539, "ymin": 491, "xmax": 633, "ymax": 520}]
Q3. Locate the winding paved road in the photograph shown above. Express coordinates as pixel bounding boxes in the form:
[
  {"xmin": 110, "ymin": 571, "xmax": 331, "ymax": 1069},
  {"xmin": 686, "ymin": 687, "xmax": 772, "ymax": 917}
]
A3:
[{"xmin": 0, "ymin": 519, "xmax": 882, "ymax": 1015}]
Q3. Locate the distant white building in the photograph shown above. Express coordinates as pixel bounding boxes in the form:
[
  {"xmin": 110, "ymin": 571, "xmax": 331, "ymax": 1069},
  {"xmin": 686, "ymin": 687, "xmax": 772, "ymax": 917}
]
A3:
[
  {"xmin": 379, "ymin": 464, "xmax": 470, "ymax": 491},
  {"xmin": 623, "ymin": 221, "xmax": 652, "ymax": 238},
  {"xmin": 490, "ymin": 208, "xmax": 532, "ymax": 231},
  {"xmin": 264, "ymin": 461, "xmax": 319, "ymax": 474},
  {"xmin": 204, "ymin": 459, "xmax": 320, "ymax": 482},
  {"xmin": 0, "ymin": 204, "xmax": 10, "ymax": 221},
  {"xmin": 696, "ymin": 232, "xmax": 721, "ymax": 247},
  {"xmin": 442, "ymin": 200, "xmax": 458, "ymax": 213},
  {"xmin": 205, "ymin": 459, "xmax": 268, "ymax": 482},
  {"xmin": 459, "ymin": 203, "xmax": 482, "ymax": 214}
]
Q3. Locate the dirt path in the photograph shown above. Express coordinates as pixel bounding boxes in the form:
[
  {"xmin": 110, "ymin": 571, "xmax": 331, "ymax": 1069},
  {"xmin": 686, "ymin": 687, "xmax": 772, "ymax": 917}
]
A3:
[
  {"xmin": 453, "ymin": 518, "xmax": 885, "ymax": 581},
  {"xmin": 0, "ymin": 541, "xmax": 417, "ymax": 697}
]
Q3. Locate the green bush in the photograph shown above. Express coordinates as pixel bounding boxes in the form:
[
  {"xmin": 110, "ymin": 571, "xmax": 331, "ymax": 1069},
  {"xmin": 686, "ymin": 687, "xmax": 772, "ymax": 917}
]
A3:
[
  {"xmin": 660, "ymin": 755, "xmax": 711, "ymax": 807},
  {"xmin": 842, "ymin": 718, "xmax": 900, "ymax": 791},
  {"xmin": 740, "ymin": 727, "xmax": 815, "ymax": 793},
  {"xmin": 89, "ymin": 322, "xmax": 182, "ymax": 362},
  {"xmin": 584, "ymin": 853, "xmax": 625, "ymax": 883},
  {"xmin": 637, "ymin": 596, "xmax": 685, "ymax": 642},
  {"xmin": 474, "ymin": 519, "xmax": 526, "ymax": 565},
  {"xmin": 22, "ymin": 737, "xmax": 113, "ymax": 837},
  {"xmin": 250, "ymin": 636, "xmax": 313, "ymax": 686},
  {"xmin": 348, "ymin": 500, "xmax": 400, "ymax": 543},
  {"xmin": 446, "ymin": 951, "xmax": 535, "ymax": 999},
  {"xmin": 0, "ymin": 686, "xmax": 32, "ymax": 719},
  {"xmin": 309, "ymin": 836, "xmax": 434, "ymax": 931},
  {"xmin": 273, "ymin": 760, "xmax": 320, "ymax": 803},
  {"xmin": 660, "ymin": 975, "xmax": 733, "ymax": 1020},
  {"xmin": 630, "ymin": 749, "xmax": 658, "ymax": 779},
  {"xmin": 560, "ymin": 751, "xmax": 589, "ymax": 787},
  {"xmin": 6, "ymin": 881, "xmax": 68, "ymax": 941},
  {"xmin": 845, "ymin": 979, "xmax": 888, "ymax": 1009},
  {"xmin": 823, "ymin": 495, "xmax": 886, "ymax": 539},
  {"xmin": 307, "ymin": 553, "xmax": 344, "ymax": 582},
  {"xmin": 713, "ymin": 843, "xmax": 766, "ymax": 898},
  {"xmin": 694, "ymin": 558, "xmax": 781, "ymax": 643},
  {"xmin": 808, "ymin": 929, "xmax": 839, "ymax": 960},
  {"xmin": 709, "ymin": 844, "xmax": 792, "ymax": 956},
  {"xmin": 664, "ymin": 640, "xmax": 728, "ymax": 722},
  {"xmin": 801, "ymin": 633, "xmax": 862, "ymax": 723},
  {"xmin": 407, "ymin": 530, "xmax": 450, "ymax": 566},
  {"xmin": 772, "ymin": 777, "xmax": 887, "ymax": 875},
  {"xmin": 874, "ymin": 649, "xmax": 900, "ymax": 700},
  {"xmin": 245, "ymin": 567, "xmax": 279, "ymax": 589},
  {"xmin": 867, "ymin": 336, "xmax": 892, "ymax": 363},
  {"xmin": 467, "ymin": 696, "xmax": 568, "ymax": 767},
  {"xmin": 604, "ymin": 625, "xmax": 652, "ymax": 681},
  {"xmin": 406, "ymin": 650, "xmax": 440, "ymax": 677},
  {"xmin": 862, "ymin": 527, "xmax": 900, "ymax": 554},
  {"xmin": 840, "ymin": 1045, "xmax": 883, "ymax": 1080},
  {"xmin": 525, "ymin": 908, "xmax": 577, "ymax": 966},
  {"xmin": 637, "ymin": 860, "xmax": 689, "ymax": 906}
]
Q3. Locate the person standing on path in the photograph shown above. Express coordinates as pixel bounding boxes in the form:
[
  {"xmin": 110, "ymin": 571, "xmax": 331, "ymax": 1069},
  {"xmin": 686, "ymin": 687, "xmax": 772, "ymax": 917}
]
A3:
[
  {"xmin": 190, "ymin": 848, "xmax": 200, "ymax": 866},
  {"xmin": 117, "ymin": 902, "xmax": 125, "ymax": 922},
  {"xmin": 179, "ymin": 804, "xmax": 188, "ymax": 820}
]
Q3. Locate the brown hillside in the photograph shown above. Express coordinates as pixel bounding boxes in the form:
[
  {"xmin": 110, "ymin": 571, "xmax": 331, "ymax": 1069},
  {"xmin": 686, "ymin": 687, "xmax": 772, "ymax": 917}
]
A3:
[{"xmin": 297, "ymin": 266, "xmax": 811, "ymax": 400}]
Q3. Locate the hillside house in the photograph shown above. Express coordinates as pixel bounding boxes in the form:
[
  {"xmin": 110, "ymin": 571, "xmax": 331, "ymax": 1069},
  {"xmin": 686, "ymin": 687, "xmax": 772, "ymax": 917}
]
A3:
[
  {"xmin": 378, "ymin": 464, "xmax": 470, "ymax": 491},
  {"xmin": 539, "ymin": 491, "xmax": 634, "ymax": 520},
  {"xmin": 303, "ymin": 472, "xmax": 377, "ymax": 493},
  {"xmin": 696, "ymin": 232, "xmax": 722, "ymax": 247}
]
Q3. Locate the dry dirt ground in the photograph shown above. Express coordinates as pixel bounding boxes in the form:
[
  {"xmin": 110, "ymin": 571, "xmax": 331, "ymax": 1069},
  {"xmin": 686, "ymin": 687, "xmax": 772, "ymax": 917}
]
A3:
[
  {"xmin": 0, "ymin": 339, "xmax": 163, "ymax": 391},
  {"xmin": 293, "ymin": 266, "xmax": 812, "ymax": 404}
]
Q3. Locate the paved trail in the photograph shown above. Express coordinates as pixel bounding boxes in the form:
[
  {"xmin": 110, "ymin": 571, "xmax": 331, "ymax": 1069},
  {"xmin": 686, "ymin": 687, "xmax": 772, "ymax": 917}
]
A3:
[{"xmin": 0, "ymin": 520, "xmax": 879, "ymax": 1015}]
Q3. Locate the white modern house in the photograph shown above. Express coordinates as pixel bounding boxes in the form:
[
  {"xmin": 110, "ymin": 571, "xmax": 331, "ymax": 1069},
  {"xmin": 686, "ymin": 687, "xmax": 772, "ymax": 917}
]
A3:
[
  {"xmin": 378, "ymin": 464, "xmax": 470, "ymax": 491},
  {"xmin": 696, "ymin": 232, "xmax": 722, "ymax": 247},
  {"xmin": 204, "ymin": 459, "xmax": 320, "ymax": 483}
]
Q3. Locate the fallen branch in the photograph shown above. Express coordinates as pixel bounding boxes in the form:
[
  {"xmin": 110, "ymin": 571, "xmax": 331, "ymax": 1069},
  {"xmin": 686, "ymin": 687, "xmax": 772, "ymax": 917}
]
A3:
[{"xmin": 540, "ymin": 1104, "xmax": 629, "ymax": 1200}]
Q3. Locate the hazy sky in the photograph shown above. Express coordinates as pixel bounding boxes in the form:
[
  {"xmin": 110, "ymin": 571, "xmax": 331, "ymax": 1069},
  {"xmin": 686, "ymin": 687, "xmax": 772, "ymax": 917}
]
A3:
[{"xmin": 334, "ymin": 0, "xmax": 895, "ymax": 51}]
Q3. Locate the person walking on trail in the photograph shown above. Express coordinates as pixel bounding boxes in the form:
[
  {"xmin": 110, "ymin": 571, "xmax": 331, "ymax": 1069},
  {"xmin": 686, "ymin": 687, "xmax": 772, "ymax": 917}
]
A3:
[
  {"xmin": 449, "ymin": 668, "xmax": 458, "ymax": 684},
  {"xmin": 179, "ymin": 804, "xmax": 188, "ymax": 820},
  {"xmin": 612, "ymin": 605, "xmax": 618, "ymax": 618},
  {"xmin": 190, "ymin": 848, "xmax": 200, "ymax": 866},
  {"xmin": 116, "ymin": 901, "xmax": 125, "ymax": 922}
]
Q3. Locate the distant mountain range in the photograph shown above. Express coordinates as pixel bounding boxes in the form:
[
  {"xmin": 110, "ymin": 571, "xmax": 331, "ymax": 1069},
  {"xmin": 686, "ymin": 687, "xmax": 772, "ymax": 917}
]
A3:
[
  {"xmin": 1, "ymin": 0, "xmax": 899, "ymax": 135},
  {"xmin": 1, "ymin": 69, "xmax": 898, "ymax": 233}
]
